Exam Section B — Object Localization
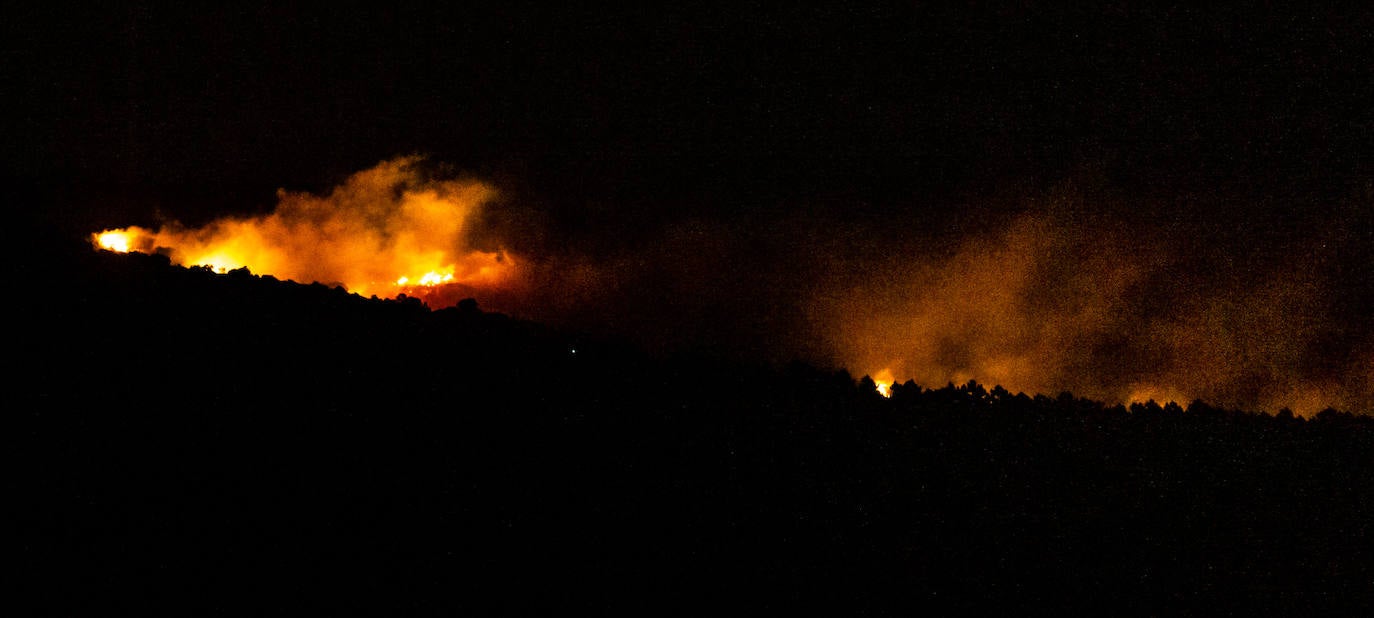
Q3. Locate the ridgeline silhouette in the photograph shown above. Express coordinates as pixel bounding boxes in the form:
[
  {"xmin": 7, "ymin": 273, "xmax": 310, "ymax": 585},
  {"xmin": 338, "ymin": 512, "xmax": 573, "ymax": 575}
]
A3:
[{"xmin": 15, "ymin": 233, "xmax": 1374, "ymax": 615}]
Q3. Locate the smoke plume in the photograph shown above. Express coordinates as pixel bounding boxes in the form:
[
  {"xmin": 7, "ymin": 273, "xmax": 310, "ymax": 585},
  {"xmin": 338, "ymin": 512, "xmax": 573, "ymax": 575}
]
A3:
[
  {"xmin": 92, "ymin": 157, "xmax": 1372, "ymax": 415},
  {"xmin": 93, "ymin": 157, "xmax": 515, "ymax": 300}
]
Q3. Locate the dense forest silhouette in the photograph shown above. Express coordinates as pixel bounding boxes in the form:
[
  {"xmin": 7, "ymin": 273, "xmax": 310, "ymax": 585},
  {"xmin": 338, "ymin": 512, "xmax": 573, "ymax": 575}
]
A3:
[{"xmin": 15, "ymin": 230, "xmax": 1374, "ymax": 616}]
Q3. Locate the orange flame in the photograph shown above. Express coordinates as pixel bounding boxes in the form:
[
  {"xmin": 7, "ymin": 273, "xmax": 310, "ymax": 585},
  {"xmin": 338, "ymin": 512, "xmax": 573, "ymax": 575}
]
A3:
[
  {"xmin": 94, "ymin": 230, "xmax": 138, "ymax": 253},
  {"xmin": 873, "ymin": 368, "xmax": 895, "ymax": 397},
  {"xmin": 90, "ymin": 157, "xmax": 516, "ymax": 305}
]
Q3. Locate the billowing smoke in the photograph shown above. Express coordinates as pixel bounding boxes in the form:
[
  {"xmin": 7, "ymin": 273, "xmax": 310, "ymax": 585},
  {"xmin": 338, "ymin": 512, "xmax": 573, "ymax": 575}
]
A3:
[
  {"xmin": 506, "ymin": 184, "xmax": 1369, "ymax": 416},
  {"xmin": 811, "ymin": 206, "xmax": 1372, "ymax": 416},
  {"xmin": 93, "ymin": 156, "xmax": 516, "ymax": 300},
  {"xmin": 91, "ymin": 157, "xmax": 1372, "ymax": 416}
]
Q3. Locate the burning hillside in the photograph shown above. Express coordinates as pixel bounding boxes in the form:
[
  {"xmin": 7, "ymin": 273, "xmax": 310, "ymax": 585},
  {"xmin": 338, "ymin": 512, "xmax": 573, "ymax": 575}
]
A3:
[
  {"xmin": 87, "ymin": 157, "xmax": 1371, "ymax": 417},
  {"xmin": 92, "ymin": 157, "xmax": 516, "ymax": 306}
]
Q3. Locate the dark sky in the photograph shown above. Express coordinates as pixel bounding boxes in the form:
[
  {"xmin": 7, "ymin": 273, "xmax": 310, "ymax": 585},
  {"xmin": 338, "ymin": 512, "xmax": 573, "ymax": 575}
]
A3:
[
  {"xmin": 9, "ymin": 2, "xmax": 1373, "ymax": 410},
  {"xmin": 11, "ymin": 3, "xmax": 1370, "ymax": 222}
]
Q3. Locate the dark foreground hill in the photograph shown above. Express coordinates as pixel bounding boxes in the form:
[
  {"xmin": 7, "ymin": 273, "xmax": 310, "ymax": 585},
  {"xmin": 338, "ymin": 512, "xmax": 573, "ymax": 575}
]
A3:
[{"xmin": 13, "ymin": 233, "xmax": 1374, "ymax": 616}]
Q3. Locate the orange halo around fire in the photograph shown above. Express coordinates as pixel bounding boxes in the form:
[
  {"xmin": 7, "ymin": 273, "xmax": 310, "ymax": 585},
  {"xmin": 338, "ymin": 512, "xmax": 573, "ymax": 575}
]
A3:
[{"xmin": 90, "ymin": 157, "xmax": 517, "ymax": 303}]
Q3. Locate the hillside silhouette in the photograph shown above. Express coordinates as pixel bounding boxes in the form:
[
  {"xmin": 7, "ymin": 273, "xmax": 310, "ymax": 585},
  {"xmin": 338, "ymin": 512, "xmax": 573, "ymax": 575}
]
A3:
[{"xmin": 14, "ymin": 231, "xmax": 1374, "ymax": 616}]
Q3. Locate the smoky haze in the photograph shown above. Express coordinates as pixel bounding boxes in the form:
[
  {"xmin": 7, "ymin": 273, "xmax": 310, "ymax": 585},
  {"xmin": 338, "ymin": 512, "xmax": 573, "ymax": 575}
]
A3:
[
  {"xmin": 16, "ymin": 4, "xmax": 1374, "ymax": 414},
  {"xmin": 132, "ymin": 158, "xmax": 1366, "ymax": 417},
  {"xmin": 489, "ymin": 176, "xmax": 1373, "ymax": 417},
  {"xmin": 82, "ymin": 156, "xmax": 1374, "ymax": 416}
]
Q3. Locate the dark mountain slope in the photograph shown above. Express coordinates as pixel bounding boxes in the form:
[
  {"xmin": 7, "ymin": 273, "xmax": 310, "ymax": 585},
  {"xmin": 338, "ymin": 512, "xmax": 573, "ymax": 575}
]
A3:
[{"xmin": 12, "ymin": 234, "xmax": 1374, "ymax": 616}]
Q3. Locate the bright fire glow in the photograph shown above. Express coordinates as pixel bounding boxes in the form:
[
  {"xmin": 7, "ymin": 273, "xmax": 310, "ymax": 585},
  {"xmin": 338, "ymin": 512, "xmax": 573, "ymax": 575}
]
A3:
[
  {"xmin": 873, "ymin": 368, "xmax": 895, "ymax": 397},
  {"xmin": 90, "ymin": 157, "xmax": 517, "ymax": 305},
  {"xmin": 94, "ymin": 230, "xmax": 136, "ymax": 253}
]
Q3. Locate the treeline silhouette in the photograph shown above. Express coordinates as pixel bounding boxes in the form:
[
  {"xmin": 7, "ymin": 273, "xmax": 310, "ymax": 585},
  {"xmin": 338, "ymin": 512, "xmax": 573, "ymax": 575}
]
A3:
[{"xmin": 14, "ymin": 233, "xmax": 1374, "ymax": 616}]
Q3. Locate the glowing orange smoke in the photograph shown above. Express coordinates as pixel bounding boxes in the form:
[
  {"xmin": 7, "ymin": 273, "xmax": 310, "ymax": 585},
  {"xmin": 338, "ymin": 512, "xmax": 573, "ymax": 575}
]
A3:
[
  {"xmin": 90, "ymin": 157, "xmax": 516, "ymax": 305},
  {"xmin": 84, "ymin": 160, "xmax": 1370, "ymax": 417},
  {"xmin": 829, "ymin": 211, "xmax": 1369, "ymax": 418},
  {"xmin": 1124, "ymin": 384, "xmax": 1189, "ymax": 408}
]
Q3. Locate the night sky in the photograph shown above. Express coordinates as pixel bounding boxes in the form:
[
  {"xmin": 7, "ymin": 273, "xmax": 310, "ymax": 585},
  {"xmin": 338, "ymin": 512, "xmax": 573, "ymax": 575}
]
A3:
[{"xmin": 10, "ymin": 3, "xmax": 1374, "ymax": 412}]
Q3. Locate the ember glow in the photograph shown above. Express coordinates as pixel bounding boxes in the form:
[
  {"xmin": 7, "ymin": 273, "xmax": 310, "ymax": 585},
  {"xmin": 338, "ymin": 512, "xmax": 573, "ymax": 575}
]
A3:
[{"xmin": 91, "ymin": 157, "xmax": 516, "ymax": 304}]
